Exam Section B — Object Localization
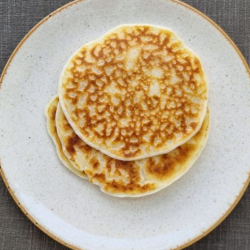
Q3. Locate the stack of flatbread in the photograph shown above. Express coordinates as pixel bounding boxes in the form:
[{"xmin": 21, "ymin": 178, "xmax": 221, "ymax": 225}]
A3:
[{"xmin": 45, "ymin": 25, "xmax": 209, "ymax": 197}]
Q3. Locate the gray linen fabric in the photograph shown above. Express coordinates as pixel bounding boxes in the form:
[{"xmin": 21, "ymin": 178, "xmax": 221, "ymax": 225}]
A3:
[{"xmin": 0, "ymin": 0, "xmax": 249, "ymax": 249}]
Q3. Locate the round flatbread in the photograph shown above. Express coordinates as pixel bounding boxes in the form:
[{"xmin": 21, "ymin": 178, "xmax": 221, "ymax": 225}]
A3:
[
  {"xmin": 59, "ymin": 24, "xmax": 208, "ymax": 161},
  {"xmin": 55, "ymin": 101, "xmax": 209, "ymax": 197}
]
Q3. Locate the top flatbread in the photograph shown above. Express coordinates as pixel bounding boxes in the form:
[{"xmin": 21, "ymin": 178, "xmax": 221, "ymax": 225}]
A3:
[{"xmin": 59, "ymin": 24, "xmax": 208, "ymax": 161}]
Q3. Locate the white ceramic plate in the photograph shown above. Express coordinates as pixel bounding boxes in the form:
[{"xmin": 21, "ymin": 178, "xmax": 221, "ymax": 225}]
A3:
[{"xmin": 0, "ymin": 0, "xmax": 250, "ymax": 249}]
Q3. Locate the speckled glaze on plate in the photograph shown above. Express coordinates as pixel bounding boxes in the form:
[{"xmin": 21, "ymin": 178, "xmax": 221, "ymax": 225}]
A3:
[{"xmin": 0, "ymin": 0, "xmax": 249, "ymax": 250}]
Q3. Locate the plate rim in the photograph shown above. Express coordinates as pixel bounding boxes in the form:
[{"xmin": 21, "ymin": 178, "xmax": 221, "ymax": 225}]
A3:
[{"xmin": 0, "ymin": 0, "xmax": 249, "ymax": 249}]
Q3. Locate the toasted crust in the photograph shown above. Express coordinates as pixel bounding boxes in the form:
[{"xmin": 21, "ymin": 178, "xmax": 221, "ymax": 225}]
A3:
[
  {"xmin": 59, "ymin": 24, "xmax": 208, "ymax": 160},
  {"xmin": 55, "ymin": 100, "xmax": 209, "ymax": 197},
  {"xmin": 45, "ymin": 96, "xmax": 87, "ymax": 179}
]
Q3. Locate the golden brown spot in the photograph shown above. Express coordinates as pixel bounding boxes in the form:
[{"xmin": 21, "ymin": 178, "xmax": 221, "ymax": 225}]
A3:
[
  {"xmin": 145, "ymin": 157, "xmax": 176, "ymax": 180},
  {"xmin": 103, "ymin": 181, "xmax": 156, "ymax": 195},
  {"xmin": 51, "ymin": 107, "xmax": 57, "ymax": 120},
  {"xmin": 89, "ymin": 157, "xmax": 100, "ymax": 170},
  {"xmin": 65, "ymin": 135, "xmax": 80, "ymax": 155}
]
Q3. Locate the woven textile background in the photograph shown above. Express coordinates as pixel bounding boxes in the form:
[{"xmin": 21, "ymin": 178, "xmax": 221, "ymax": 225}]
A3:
[{"xmin": 0, "ymin": 0, "xmax": 249, "ymax": 249}]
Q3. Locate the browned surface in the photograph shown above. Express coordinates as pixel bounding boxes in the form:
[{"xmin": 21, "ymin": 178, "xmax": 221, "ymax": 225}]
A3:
[
  {"xmin": 46, "ymin": 96, "xmax": 87, "ymax": 179},
  {"xmin": 60, "ymin": 25, "xmax": 208, "ymax": 160},
  {"xmin": 56, "ymin": 102, "xmax": 209, "ymax": 197}
]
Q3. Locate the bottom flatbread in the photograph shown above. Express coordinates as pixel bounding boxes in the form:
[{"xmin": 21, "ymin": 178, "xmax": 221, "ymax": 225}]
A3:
[
  {"xmin": 45, "ymin": 96, "xmax": 87, "ymax": 179},
  {"xmin": 47, "ymin": 96, "xmax": 210, "ymax": 197}
]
